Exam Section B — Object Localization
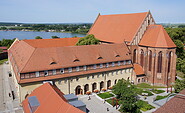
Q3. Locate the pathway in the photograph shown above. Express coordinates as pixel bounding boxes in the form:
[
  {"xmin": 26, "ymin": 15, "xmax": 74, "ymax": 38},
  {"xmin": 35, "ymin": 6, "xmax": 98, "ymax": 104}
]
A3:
[{"xmin": 78, "ymin": 94, "xmax": 120, "ymax": 113}]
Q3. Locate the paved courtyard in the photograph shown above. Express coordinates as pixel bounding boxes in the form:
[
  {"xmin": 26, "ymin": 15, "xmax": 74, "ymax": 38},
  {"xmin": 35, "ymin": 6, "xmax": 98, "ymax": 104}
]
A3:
[
  {"xmin": 78, "ymin": 94, "xmax": 120, "ymax": 113},
  {"xmin": 0, "ymin": 63, "xmax": 23, "ymax": 113}
]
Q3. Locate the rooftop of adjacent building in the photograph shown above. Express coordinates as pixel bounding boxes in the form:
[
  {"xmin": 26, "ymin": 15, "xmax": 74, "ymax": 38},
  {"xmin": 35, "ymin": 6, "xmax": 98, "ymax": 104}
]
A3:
[
  {"xmin": 22, "ymin": 82, "xmax": 85, "ymax": 113},
  {"xmin": 154, "ymin": 89, "xmax": 185, "ymax": 113}
]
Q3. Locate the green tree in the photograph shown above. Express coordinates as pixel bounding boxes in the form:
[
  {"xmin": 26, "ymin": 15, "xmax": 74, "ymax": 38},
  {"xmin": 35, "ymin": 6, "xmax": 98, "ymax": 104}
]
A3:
[
  {"xmin": 174, "ymin": 79, "xmax": 185, "ymax": 93},
  {"xmin": 113, "ymin": 79, "xmax": 141, "ymax": 113},
  {"xmin": 174, "ymin": 40, "xmax": 185, "ymax": 59},
  {"xmin": 0, "ymin": 48, "xmax": 3, "ymax": 53},
  {"xmin": 51, "ymin": 36, "xmax": 60, "ymax": 39},
  {"xmin": 35, "ymin": 36, "xmax": 42, "ymax": 39},
  {"xmin": 0, "ymin": 38, "xmax": 15, "ymax": 48},
  {"xmin": 76, "ymin": 34, "xmax": 100, "ymax": 46}
]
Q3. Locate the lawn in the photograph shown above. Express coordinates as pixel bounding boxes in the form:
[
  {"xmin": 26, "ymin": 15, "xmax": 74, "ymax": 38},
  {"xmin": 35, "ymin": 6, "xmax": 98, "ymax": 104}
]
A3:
[
  {"xmin": 136, "ymin": 88, "xmax": 153, "ymax": 96},
  {"xmin": 136, "ymin": 83, "xmax": 166, "ymax": 88},
  {"xmin": 0, "ymin": 59, "xmax": 8, "ymax": 65},
  {"xmin": 97, "ymin": 92, "xmax": 114, "ymax": 99},
  {"xmin": 151, "ymin": 89, "xmax": 165, "ymax": 94},
  {"xmin": 136, "ymin": 100, "xmax": 155, "ymax": 111}
]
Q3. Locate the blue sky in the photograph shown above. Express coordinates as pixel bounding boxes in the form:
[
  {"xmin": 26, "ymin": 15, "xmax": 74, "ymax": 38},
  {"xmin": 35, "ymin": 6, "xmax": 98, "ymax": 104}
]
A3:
[{"xmin": 0, "ymin": 0, "xmax": 184, "ymax": 23}]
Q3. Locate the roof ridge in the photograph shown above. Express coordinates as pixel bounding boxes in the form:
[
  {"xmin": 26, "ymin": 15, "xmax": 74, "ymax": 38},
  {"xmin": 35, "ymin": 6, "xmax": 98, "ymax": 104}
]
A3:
[{"xmin": 101, "ymin": 12, "xmax": 148, "ymax": 16}]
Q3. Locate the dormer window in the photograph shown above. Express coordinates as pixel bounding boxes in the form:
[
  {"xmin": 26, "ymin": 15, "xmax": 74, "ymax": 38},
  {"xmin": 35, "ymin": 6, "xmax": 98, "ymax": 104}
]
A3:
[
  {"xmin": 100, "ymin": 64, "xmax": 103, "ymax": 68},
  {"xmin": 115, "ymin": 55, "xmax": 120, "ymax": 57},
  {"xmin": 36, "ymin": 72, "xmax": 39, "ymax": 77},
  {"xmin": 106, "ymin": 63, "xmax": 109, "ymax": 68},
  {"xmin": 68, "ymin": 67, "xmax": 72, "ymax": 73},
  {"xmin": 50, "ymin": 62, "xmax": 56, "ymax": 65},
  {"xmin": 73, "ymin": 59, "xmax": 80, "ymax": 62},
  {"xmin": 61, "ymin": 68, "xmax": 64, "ymax": 74},
  {"xmin": 76, "ymin": 66, "xmax": 80, "ymax": 71},
  {"xmin": 112, "ymin": 62, "xmax": 115, "ymax": 67},
  {"xmin": 93, "ymin": 64, "xmax": 96, "ymax": 69},
  {"xmin": 97, "ymin": 56, "xmax": 103, "ymax": 59},
  {"xmin": 128, "ymin": 60, "xmax": 131, "ymax": 64},
  {"xmin": 44, "ymin": 71, "xmax": 48, "ymax": 76},
  {"xmin": 83, "ymin": 65, "xmax": 87, "ymax": 71}
]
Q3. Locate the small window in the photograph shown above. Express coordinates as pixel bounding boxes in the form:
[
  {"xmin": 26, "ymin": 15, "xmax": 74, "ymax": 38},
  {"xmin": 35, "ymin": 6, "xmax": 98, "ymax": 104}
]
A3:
[
  {"xmin": 100, "ymin": 64, "xmax": 103, "ymax": 68},
  {"xmin": 71, "ymin": 78, "xmax": 73, "ymax": 82},
  {"xmin": 87, "ymin": 76, "xmax": 89, "ymax": 80},
  {"xmin": 93, "ymin": 64, "xmax": 96, "ymax": 69},
  {"xmin": 68, "ymin": 67, "xmax": 72, "ymax": 73},
  {"xmin": 106, "ymin": 63, "xmax": 109, "ymax": 68},
  {"xmin": 97, "ymin": 74, "xmax": 100, "ymax": 78},
  {"xmin": 123, "ymin": 61, "xmax": 126, "ymax": 65},
  {"xmin": 83, "ymin": 65, "xmax": 87, "ymax": 70},
  {"xmin": 73, "ymin": 59, "xmax": 80, "ymax": 62},
  {"xmin": 118, "ymin": 61, "xmax": 121, "ymax": 66},
  {"xmin": 36, "ymin": 72, "xmax": 39, "ymax": 77},
  {"xmin": 112, "ymin": 62, "xmax": 115, "ymax": 67},
  {"xmin": 76, "ymin": 77, "xmax": 79, "ymax": 81},
  {"xmin": 76, "ymin": 66, "xmax": 80, "ymax": 71},
  {"xmin": 97, "ymin": 56, "xmax": 103, "ymax": 59},
  {"xmin": 102, "ymin": 73, "xmax": 104, "ymax": 77},
  {"xmin": 58, "ymin": 80, "xmax": 62, "ymax": 85},
  {"xmin": 64, "ymin": 79, "xmax": 67, "ymax": 83},
  {"xmin": 44, "ymin": 71, "xmax": 48, "ymax": 76},
  {"xmin": 92, "ymin": 75, "xmax": 94, "ymax": 79},
  {"xmin": 61, "ymin": 68, "xmax": 64, "ymax": 74},
  {"xmin": 53, "ymin": 69, "xmax": 56, "ymax": 75}
]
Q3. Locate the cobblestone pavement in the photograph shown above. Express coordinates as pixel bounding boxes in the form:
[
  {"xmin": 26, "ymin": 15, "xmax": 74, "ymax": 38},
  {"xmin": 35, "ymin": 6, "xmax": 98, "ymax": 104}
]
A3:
[
  {"xmin": 0, "ymin": 63, "xmax": 23, "ymax": 113},
  {"xmin": 78, "ymin": 94, "xmax": 120, "ymax": 113}
]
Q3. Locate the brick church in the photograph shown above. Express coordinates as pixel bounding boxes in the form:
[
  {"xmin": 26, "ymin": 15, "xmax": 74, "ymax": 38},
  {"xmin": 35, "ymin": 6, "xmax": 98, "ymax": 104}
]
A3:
[
  {"xmin": 8, "ymin": 11, "xmax": 176, "ymax": 102},
  {"xmin": 88, "ymin": 11, "xmax": 176, "ymax": 86}
]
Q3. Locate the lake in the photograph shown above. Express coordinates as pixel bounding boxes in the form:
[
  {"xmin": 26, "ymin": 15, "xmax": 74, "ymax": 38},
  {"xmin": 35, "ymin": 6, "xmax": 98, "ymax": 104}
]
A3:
[{"xmin": 0, "ymin": 31, "xmax": 86, "ymax": 40}]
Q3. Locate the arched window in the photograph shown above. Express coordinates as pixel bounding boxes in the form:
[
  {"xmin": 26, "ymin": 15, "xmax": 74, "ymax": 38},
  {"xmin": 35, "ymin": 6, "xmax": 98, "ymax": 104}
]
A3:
[
  {"xmin": 75, "ymin": 85, "xmax": 82, "ymax": 95},
  {"xmin": 92, "ymin": 83, "xmax": 97, "ymax": 92},
  {"xmin": 133, "ymin": 49, "xmax": 137, "ymax": 63},
  {"xmin": 84, "ymin": 84, "xmax": 89, "ymax": 94},
  {"xmin": 168, "ymin": 52, "xmax": 172, "ymax": 73},
  {"xmin": 157, "ymin": 52, "xmax": 163, "ymax": 73},
  {"xmin": 100, "ymin": 81, "xmax": 104, "ymax": 90},
  {"xmin": 148, "ymin": 50, "xmax": 152, "ymax": 71},
  {"xmin": 107, "ymin": 80, "xmax": 111, "ymax": 89},
  {"xmin": 140, "ymin": 49, "xmax": 144, "ymax": 67}
]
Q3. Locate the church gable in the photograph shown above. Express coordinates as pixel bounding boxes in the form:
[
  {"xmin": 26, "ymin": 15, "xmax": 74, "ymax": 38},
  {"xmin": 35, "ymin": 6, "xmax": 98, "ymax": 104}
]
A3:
[{"xmin": 130, "ymin": 11, "xmax": 155, "ymax": 45}]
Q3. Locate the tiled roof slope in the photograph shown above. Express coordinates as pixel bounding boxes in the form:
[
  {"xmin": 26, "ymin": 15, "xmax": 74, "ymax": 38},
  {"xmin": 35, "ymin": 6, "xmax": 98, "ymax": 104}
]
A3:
[
  {"xmin": 22, "ymin": 83, "xmax": 84, "ymax": 113},
  {"xmin": 133, "ymin": 63, "xmax": 144, "ymax": 75},
  {"xmin": 154, "ymin": 89, "xmax": 185, "ymax": 113},
  {"xmin": 88, "ymin": 12, "xmax": 148, "ymax": 43},
  {"xmin": 139, "ymin": 25, "xmax": 176, "ymax": 48},
  {"xmin": 22, "ymin": 43, "xmax": 131, "ymax": 73},
  {"xmin": 23, "ymin": 37, "xmax": 80, "ymax": 48}
]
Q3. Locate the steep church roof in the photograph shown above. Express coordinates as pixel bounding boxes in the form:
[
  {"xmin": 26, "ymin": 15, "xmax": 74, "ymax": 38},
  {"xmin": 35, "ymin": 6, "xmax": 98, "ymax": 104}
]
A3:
[
  {"xmin": 139, "ymin": 25, "xmax": 176, "ymax": 48},
  {"xmin": 88, "ymin": 12, "xmax": 148, "ymax": 43}
]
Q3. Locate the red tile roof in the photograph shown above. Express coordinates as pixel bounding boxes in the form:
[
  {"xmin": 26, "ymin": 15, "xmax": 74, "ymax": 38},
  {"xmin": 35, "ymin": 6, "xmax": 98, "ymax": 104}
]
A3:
[
  {"xmin": 139, "ymin": 25, "xmax": 176, "ymax": 48},
  {"xmin": 9, "ymin": 40, "xmax": 131, "ymax": 73},
  {"xmin": 23, "ymin": 37, "xmax": 80, "ymax": 48},
  {"xmin": 88, "ymin": 12, "xmax": 148, "ymax": 43},
  {"xmin": 22, "ymin": 82, "xmax": 85, "ymax": 113},
  {"xmin": 133, "ymin": 63, "xmax": 144, "ymax": 75},
  {"xmin": 154, "ymin": 89, "xmax": 185, "ymax": 113}
]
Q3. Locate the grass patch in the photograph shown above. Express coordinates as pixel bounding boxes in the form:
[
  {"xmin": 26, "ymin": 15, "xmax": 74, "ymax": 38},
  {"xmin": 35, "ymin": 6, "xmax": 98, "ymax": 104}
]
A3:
[
  {"xmin": 151, "ymin": 89, "xmax": 165, "ymax": 94},
  {"xmin": 97, "ymin": 92, "xmax": 114, "ymax": 99},
  {"xmin": 136, "ymin": 100, "xmax": 155, "ymax": 111},
  {"xmin": 137, "ymin": 89, "xmax": 153, "ymax": 96},
  {"xmin": 0, "ymin": 59, "xmax": 8, "ymax": 65},
  {"xmin": 155, "ymin": 95, "xmax": 168, "ymax": 101},
  {"xmin": 137, "ymin": 83, "xmax": 166, "ymax": 88}
]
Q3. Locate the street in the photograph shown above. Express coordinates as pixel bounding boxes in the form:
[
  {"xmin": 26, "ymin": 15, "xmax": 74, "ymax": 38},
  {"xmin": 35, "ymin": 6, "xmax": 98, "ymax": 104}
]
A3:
[{"xmin": 0, "ymin": 63, "xmax": 23, "ymax": 113}]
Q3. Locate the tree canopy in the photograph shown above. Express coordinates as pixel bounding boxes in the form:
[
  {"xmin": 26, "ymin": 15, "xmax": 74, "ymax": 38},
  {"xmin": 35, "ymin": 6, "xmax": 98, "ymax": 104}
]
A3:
[
  {"xmin": 51, "ymin": 36, "xmax": 60, "ymax": 39},
  {"xmin": 76, "ymin": 34, "xmax": 100, "ymax": 46},
  {"xmin": 35, "ymin": 36, "xmax": 42, "ymax": 39},
  {"xmin": 113, "ymin": 79, "xmax": 140, "ymax": 113},
  {"xmin": 0, "ymin": 38, "xmax": 15, "ymax": 48}
]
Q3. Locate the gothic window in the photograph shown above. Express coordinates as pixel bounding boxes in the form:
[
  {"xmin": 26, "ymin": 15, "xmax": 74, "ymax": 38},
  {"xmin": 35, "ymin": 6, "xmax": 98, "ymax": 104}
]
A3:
[
  {"xmin": 157, "ymin": 51, "xmax": 163, "ymax": 73},
  {"xmin": 133, "ymin": 49, "xmax": 137, "ymax": 63},
  {"xmin": 148, "ymin": 50, "xmax": 152, "ymax": 71},
  {"xmin": 168, "ymin": 52, "xmax": 172, "ymax": 73},
  {"xmin": 140, "ymin": 49, "xmax": 144, "ymax": 67}
]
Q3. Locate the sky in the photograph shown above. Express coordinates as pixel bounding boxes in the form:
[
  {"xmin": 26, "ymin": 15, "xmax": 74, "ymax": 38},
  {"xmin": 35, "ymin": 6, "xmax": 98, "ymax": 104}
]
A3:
[{"xmin": 0, "ymin": 0, "xmax": 185, "ymax": 23}]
